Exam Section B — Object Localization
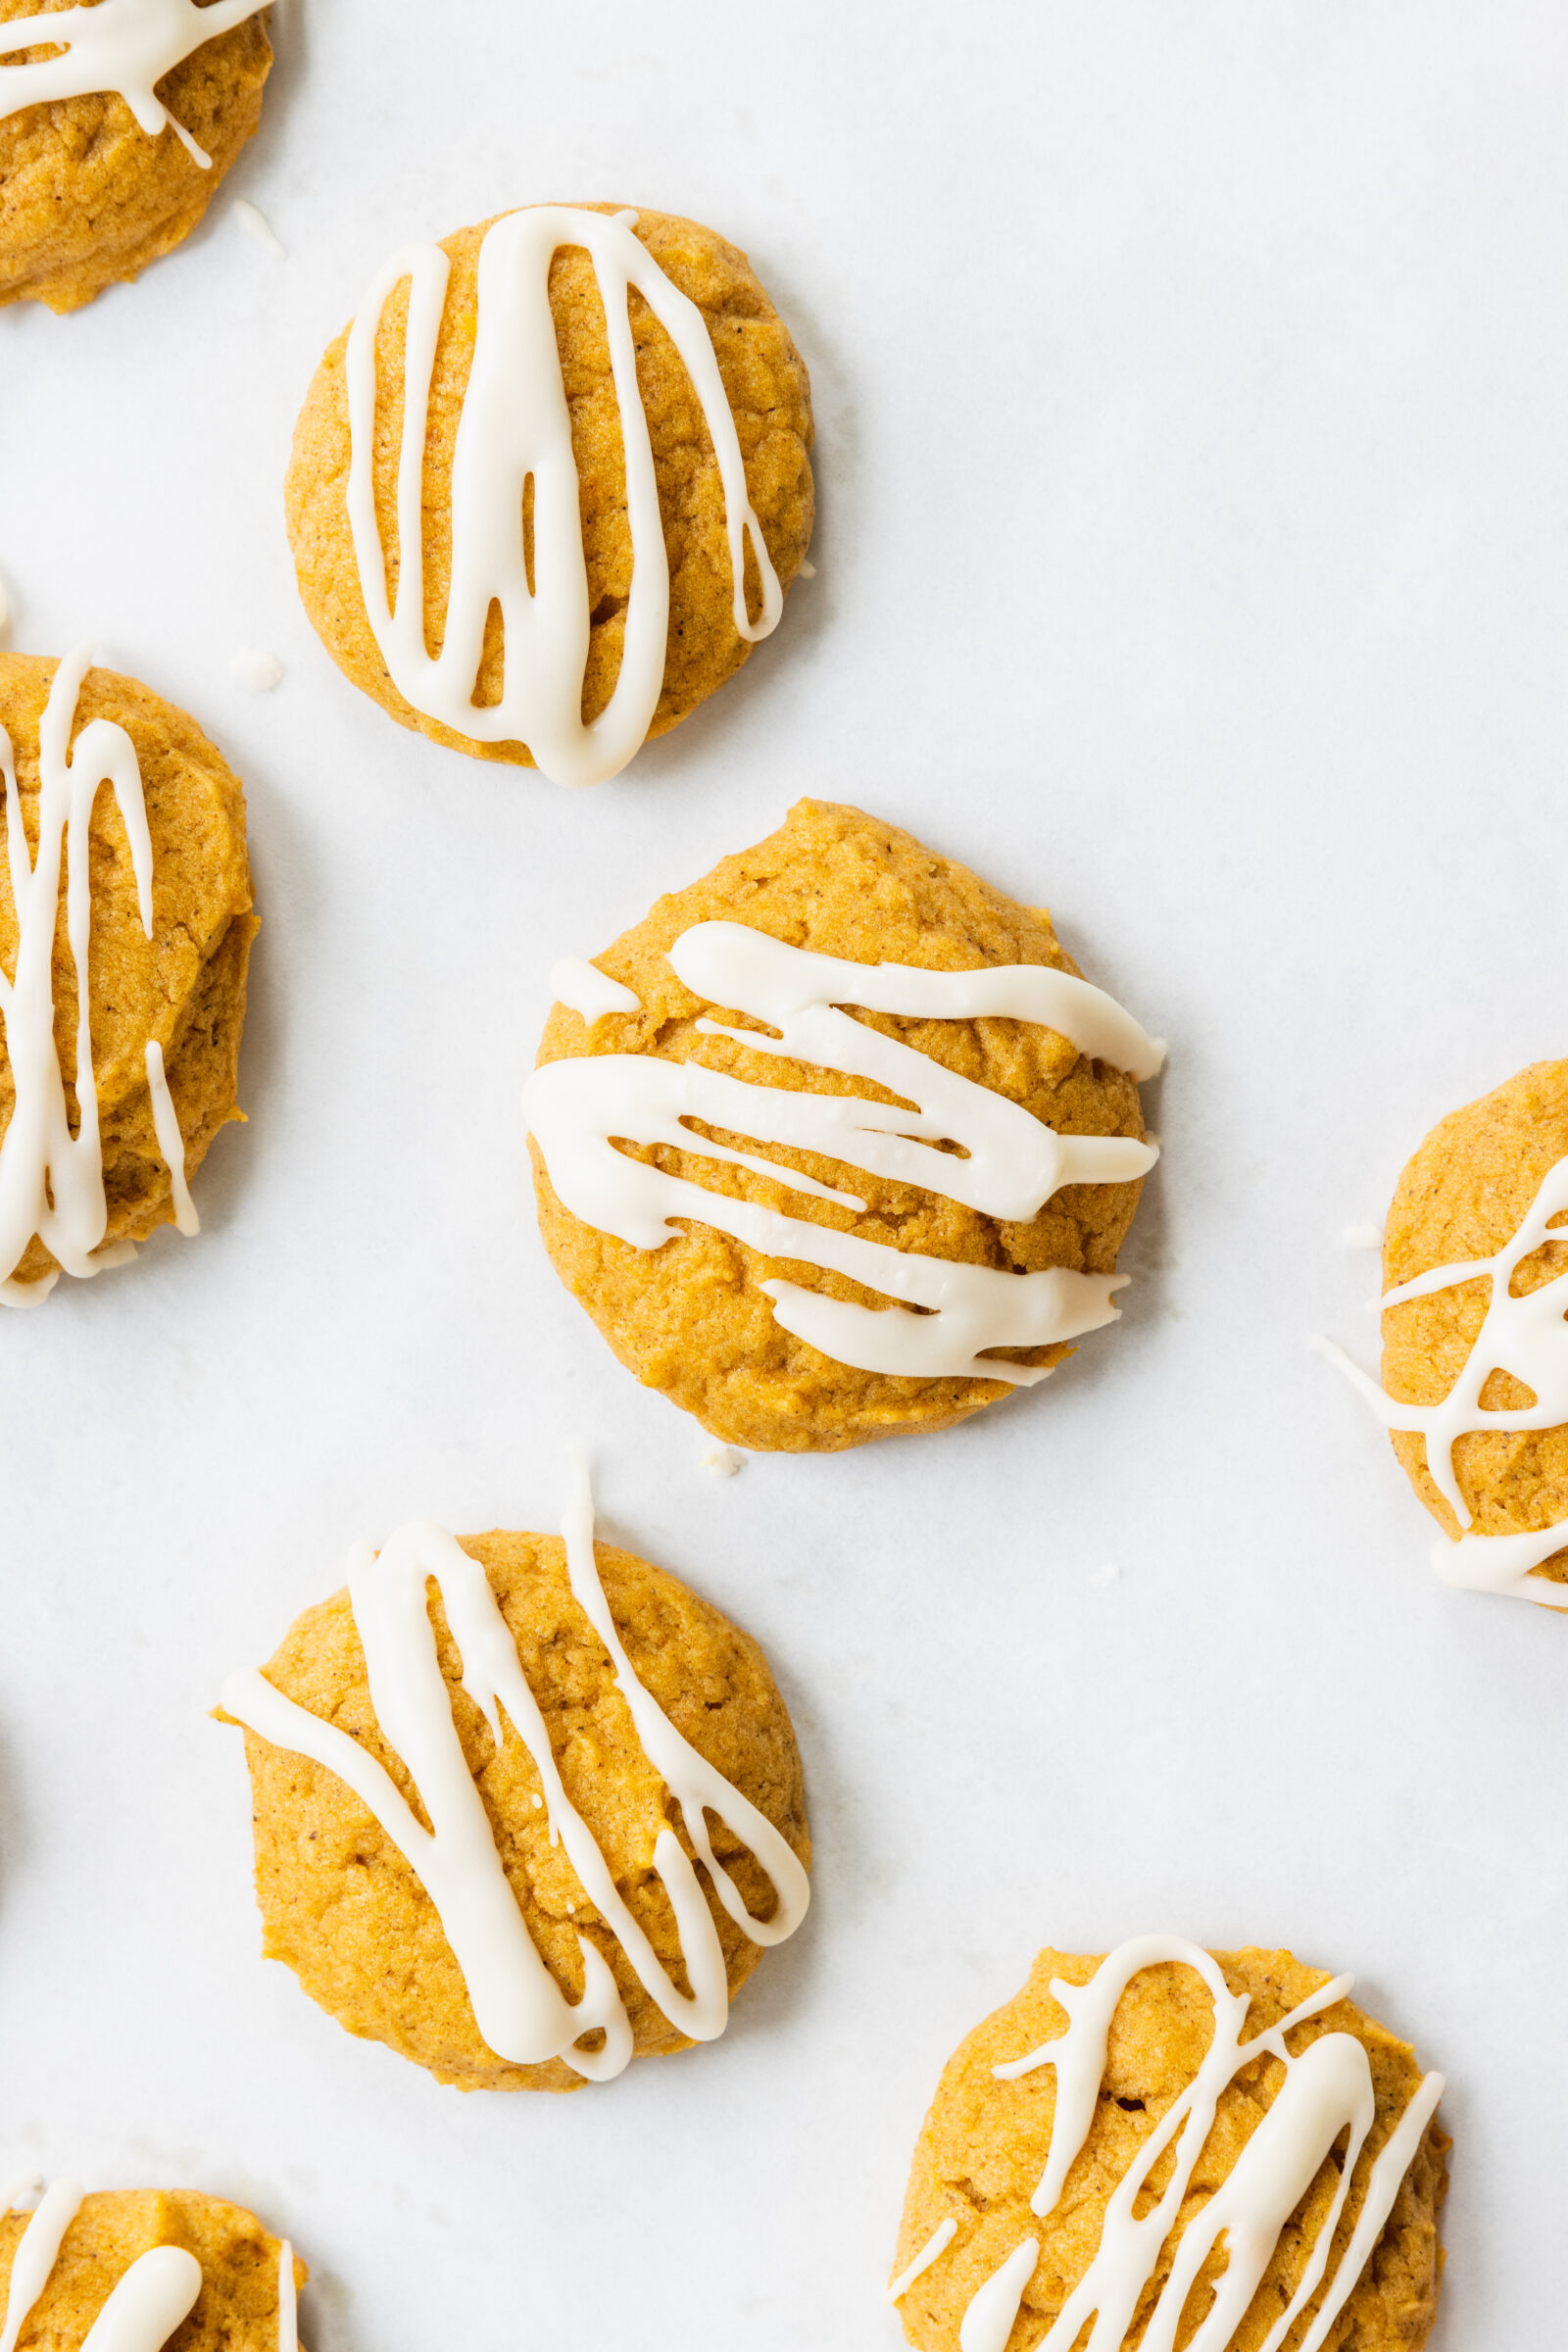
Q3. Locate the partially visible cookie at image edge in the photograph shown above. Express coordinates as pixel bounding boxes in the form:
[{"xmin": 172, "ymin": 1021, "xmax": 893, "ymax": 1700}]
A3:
[
  {"xmin": 0, "ymin": 2180, "xmax": 306, "ymax": 2352},
  {"xmin": 1320, "ymin": 1058, "xmax": 1568, "ymax": 1606},
  {"xmin": 890, "ymin": 1936, "xmax": 1446, "ymax": 2352},
  {"xmin": 0, "ymin": 0, "xmax": 273, "ymax": 314},
  {"xmin": 0, "ymin": 648, "xmax": 256, "ymax": 1305}
]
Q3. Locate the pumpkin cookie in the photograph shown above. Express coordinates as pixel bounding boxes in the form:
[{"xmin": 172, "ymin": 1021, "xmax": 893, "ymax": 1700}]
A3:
[
  {"xmin": 219, "ymin": 1466, "xmax": 810, "ymax": 2092},
  {"xmin": 285, "ymin": 201, "xmax": 814, "ymax": 785},
  {"xmin": 0, "ymin": 2180, "xmax": 305, "ymax": 2351},
  {"xmin": 1320, "ymin": 1059, "xmax": 1568, "ymax": 1604},
  {"xmin": 890, "ymin": 1936, "xmax": 1446, "ymax": 2352},
  {"xmin": 524, "ymin": 799, "xmax": 1163, "ymax": 1452},
  {"xmin": 0, "ymin": 0, "xmax": 273, "ymax": 314},
  {"xmin": 0, "ymin": 649, "xmax": 256, "ymax": 1304}
]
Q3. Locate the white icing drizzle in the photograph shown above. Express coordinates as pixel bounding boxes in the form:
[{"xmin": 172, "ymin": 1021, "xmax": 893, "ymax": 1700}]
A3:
[
  {"xmin": 143, "ymin": 1040, "xmax": 198, "ymax": 1236},
  {"xmin": 920, "ymin": 1936, "xmax": 1442, "ymax": 2352},
  {"xmin": 884, "ymin": 2216, "xmax": 957, "ymax": 2306},
  {"xmin": 344, "ymin": 205, "xmax": 783, "ymax": 789},
  {"xmin": 220, "ymin": 1460, "xmax": 808, "ymax": 2082},
  {"xmin": 549, "ymin": 956, "xmax": 641, "ymax": 1025},
  {"xmin": 0, "ymin": 647, "xmax": 196, "ymax": 1303},
  {"xmin": 1320, "ymin": 1150, "xmax": 1568, "ymax": 1602},
  {"xmin": 229, "ymin": 650, "xmax": 284, "ymax": 693},
  {"xmin": 525, "ymin": 921, "xmax": 1162, "ymax": 1384},
  {"xmin": 1, "ymin": 2184, "xmax": 201, "ymax": 2352},
  {"xmin": 0, "ymin": 0, "xmax": 268, "ymax": 170},
  {"xmin": 231, "ymin": 197, "xmax": 285, "ymax": 259},
  {"xmin": 275, "ymin": 2238, "xmax": 296, "ymax": 2352}
]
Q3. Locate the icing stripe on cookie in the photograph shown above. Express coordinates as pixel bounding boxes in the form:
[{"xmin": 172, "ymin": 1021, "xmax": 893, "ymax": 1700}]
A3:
[
  {"xmin": 344, "ymin": 206, "xmax": 783, "ymax": 788},
  {"xmin": 220, "ymin": 1459, "xmax": 808, "ymax": 2082},
  {"xmin": 0, "ymin": 648, "xmax": 196, "ymax": 1304},
  {"xmin": 525, "ymin": 921, "xmax": 1162, "ymax": 1384},
  {"xmin": 915, "ymin": 1936, "xmax": 1441, "ymax": 2352},
  {"xmin": 1318, "ymin": 1150, "xmax": 1568, "ymax": 1602},
  {"xmin": 0, "ymin": 0, "xmax": 269, "ymax": 170},
  {"xmin": 0, "ymin": 2187, "xmax": 203, "ymax": 2352}
]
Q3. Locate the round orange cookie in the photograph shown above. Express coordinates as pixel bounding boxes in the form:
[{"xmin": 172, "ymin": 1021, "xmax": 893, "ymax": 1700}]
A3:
[
  {"xmin": 529, "ymin": 800, "xmax": 1155, "ymax": 1452},
  {"xmin": 222, "ymin": 1525, "xmax": 810, "ymax": 2092},
  {"xmin": 285, "ymin": 202, "xmax": 814, "ymax": 773},
  {"xmin": 892, "ymin": 1942, "xmax": 1447, "ymax": 2352}
]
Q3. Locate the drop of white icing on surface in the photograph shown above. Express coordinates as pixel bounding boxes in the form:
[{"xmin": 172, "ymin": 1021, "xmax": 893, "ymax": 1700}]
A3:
[
  {"xmin": 526, "ymin": 921, "xmax": 1162, "ymax": 1386},
  {"xmin": 0, "ymin": 2185, "xmax": 202, "ymax": 2352},
  {"xmin": 548, "ymin": 956, "xmax": 641, "ymax": 1024},
  {"xmin": 0, "ymin": 0, "xmax": 269, "ymax": 168},
  {"xmin": 919, "ymin": 1935, "xmax": 1442, "ymax": 2352},
  {"xmin": 344, "ymin": 206, "xmax": 784, "ymax": 789},
  {"xmin": 0, "ymin": 646, "xmax": 196, "ymax": 1304},
  {"xmin": 700, "ymin": 1444, "xmax": 742, "ymax": 1477},
  {"xmin": 1320, "ymin": 1150, "xmax": 1568, "ymax": 1602},
  {"xmin": 229, "ymin": 649, "xmax": 283, "ymax": 692},
  {"xmin": 798, "ymin": 559, "xmax": 816, "ymax": 578},
  {"xmin": 1342, "ymin": 1222, "xmax": 1384, "ymax": 1250},
  {"xmin": 231, "ymin": 197, "xmax": 285, "ymax": 259},
  {"xmin": 220, "ymin": 1460, "xmax": 808, "ymax": 2082}
]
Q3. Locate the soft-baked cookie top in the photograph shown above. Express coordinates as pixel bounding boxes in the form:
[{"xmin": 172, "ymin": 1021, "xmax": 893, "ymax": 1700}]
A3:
[
  {"xmin": 220, "ymin": 1471, "xmax": 809, "ymax": 2093},
  {"xmin": 0, "ymin": 0, "xmax": 272, "ymax": 313},
  {"xmin": 285, "ymin": 202, "xmax": 813, "ymax": 782},
  {"xmin": 890, "ymin": 1938, "xmax": 1446, "ymax": 2352},
  {"xmin": 0, "ymin": 2183, "xmax": 305, "ymax": 2352},
  {"xmin": 0, "ymin": 649, "xmax": 255, "ymax": 1300},
  {"xmin": 1321, "ymin": 1058, "xmax": 1568, "ymax": 1604},
  {"xmin": 527, "ymin": 799, "xmax": 1161, "ymax": 1452}
]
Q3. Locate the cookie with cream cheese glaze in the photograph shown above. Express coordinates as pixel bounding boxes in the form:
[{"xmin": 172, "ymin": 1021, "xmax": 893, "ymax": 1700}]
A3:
[
  {"xmin": 285, "ymin": 202, "xmax": 813, "ymax": 786},
  {"xmin": 890, "ymin": 1939, "xmax": 1446, "ymax": 2352},
  {"xmin": 525, "ymin": 799, "xmax": 1163, "ymax": 1452},
  {"xmin": 0, "ymin": 650, "xmax": 256, "ymax": 1304},
  {"xmin": 0, "ymin": 0, "xmax": 273, "ymax": 314},
  {"xmin": 0, "ymin": 2183, "xmax": 306, "ymax": 2352},
  {"xmin": 218, "ymin": 1480, "xmax": 810, "ymax": 2093},
  {"xmin": 1321, "ymin": 1059, "xmax": 1568, "ymax": 1605}
]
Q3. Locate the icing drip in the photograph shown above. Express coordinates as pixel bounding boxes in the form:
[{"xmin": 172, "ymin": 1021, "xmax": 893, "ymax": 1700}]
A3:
[
  {"xmin": 0, "ymin": 0, "xmax": 269, "ymax": 170},
  {"xmin": 143, "ymin": 1041, "xmax": 198, "ymax": 1236},
  {"xmin": 344, "ymin": 206, "xmax": 783, "ymax": 788},
  {"xmin": 921, "ymin": 1937, "xmax": 1442, "ymax": 2352},
  {"xmin": 1319, "ymin": 1151, "xmax": 1568, "ymax": 1601},
  {"xmin": 220, "ymin": 1460, "xmax": 808, "ymax": 2082},
  {"xmin": 0, "ymin": 2184, "xmax": 201, "ymax": 2352},
  {"xmin": 0, "ymin": 648, "xmax": 195, "ymax": 1302},
  {"xmin": 525, "ymin": 921, "xmax": 1162, "ymax": 1384},
  {"xmin": 884, "ymin": 2217, "xmax": 957, "ymax": 2306},
  {"xmin": 548, "ymin": 956, "xmax": 641, "ymax": 1024},
  {"xmin": 275, "ymin": 2239, "xmax": 296, "ymax": 2352}
]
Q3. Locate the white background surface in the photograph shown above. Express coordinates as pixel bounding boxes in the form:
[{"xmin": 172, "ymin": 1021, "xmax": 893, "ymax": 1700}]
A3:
[{"xmin": 0, "ymin": 2, "xmax": 1564, "ymax": 2344}]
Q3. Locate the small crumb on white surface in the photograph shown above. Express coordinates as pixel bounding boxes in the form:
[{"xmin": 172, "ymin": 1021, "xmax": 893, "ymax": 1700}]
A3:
[
  {"xmin": 230, "ymin": 649, "xmax": 284, "ymax": 692},
  {"xmin": 232, "ymin": 198, "xmax": 286, "ymax": 259},
  {"xmin": 1090, "ymin": 1561, "xmax": 1121, "ymax": 1587},
  {"xmin": 1342, "ymin": 1222, "xmax": 1384, "ymax": 1250},
  {"xmin": 701, "ymin": 1445, "xmax": 743, "ymax": 1477},
  {"xmin": 798, "ymin": 559, "xmax": 816, "ymax": 577}
]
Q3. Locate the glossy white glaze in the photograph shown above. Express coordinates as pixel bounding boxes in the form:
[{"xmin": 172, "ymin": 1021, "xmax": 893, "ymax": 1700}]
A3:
[
  {"xmin": 220, "ymin": 1463, "xmax": 808, "ymax": 2081},
  {"xmin": 526, "ymin": 920, "xmax": 1162, "ymax": 1382},
  {"xmin": 344, "ymin": 206, "xmax": 783, "ymax": 787},
  {"xmin": 0, "ymin": 0, "xmax": 268, "ymax": 169}
]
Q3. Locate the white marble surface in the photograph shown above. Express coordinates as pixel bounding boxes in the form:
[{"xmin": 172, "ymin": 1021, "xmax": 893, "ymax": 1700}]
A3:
[{"xmin": 2, "ymin": 1, "xmax": 1565, "ymax": 2344}]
